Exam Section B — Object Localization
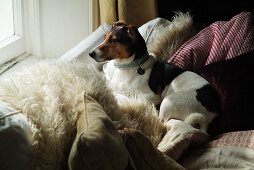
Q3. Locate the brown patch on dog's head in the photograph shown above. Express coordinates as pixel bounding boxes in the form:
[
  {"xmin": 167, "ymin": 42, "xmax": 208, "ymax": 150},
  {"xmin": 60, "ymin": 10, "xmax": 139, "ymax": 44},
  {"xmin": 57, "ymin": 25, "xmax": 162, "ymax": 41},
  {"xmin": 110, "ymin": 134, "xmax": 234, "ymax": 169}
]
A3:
[
  {"xmin": 89, "ymin": 21, "xmax": 147, "ymax": 62},
  {"xmin": 112, "ymin": 20, "xmax": 127, "ymax": 27}
]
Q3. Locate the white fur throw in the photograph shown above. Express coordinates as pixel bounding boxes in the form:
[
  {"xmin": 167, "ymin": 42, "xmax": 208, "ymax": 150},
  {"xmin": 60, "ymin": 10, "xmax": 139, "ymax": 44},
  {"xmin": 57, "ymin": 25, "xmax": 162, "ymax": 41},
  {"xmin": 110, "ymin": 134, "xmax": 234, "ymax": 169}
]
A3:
[{"xmin": 0, "ymin": 60, "xmax": 165, "ymax": 169}]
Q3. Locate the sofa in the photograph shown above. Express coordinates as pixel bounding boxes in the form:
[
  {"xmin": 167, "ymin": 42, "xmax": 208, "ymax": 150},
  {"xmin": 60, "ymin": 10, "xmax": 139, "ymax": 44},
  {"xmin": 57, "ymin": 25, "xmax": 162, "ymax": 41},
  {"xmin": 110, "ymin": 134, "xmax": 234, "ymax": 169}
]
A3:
[{"xmin": 1, "ymin": 9, "xmax": 254, "ymax": 170}]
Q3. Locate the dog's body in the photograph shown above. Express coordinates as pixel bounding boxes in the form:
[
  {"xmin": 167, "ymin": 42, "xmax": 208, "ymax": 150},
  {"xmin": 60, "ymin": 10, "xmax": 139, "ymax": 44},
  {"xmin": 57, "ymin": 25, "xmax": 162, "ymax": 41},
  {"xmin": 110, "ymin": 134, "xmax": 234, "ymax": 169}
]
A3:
[{"xmin": 89, "ymin": 21, "xmax": 220, "ymax": 133}]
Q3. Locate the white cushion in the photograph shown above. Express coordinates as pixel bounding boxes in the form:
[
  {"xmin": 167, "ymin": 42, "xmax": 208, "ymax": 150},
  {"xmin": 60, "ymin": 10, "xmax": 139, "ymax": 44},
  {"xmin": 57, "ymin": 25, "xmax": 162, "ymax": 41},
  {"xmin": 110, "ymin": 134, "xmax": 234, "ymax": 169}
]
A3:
[{"xmin": 139, "ymin": 17, "xmax": 171, "ymax": 43}]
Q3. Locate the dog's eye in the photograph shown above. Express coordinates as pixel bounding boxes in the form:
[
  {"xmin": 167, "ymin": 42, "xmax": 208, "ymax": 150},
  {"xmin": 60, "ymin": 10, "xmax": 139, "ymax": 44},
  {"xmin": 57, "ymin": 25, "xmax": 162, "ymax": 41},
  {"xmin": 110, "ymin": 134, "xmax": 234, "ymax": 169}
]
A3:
[{"xmin": 109, "ymin": 38, "xmax": 118, "ymax": 43}]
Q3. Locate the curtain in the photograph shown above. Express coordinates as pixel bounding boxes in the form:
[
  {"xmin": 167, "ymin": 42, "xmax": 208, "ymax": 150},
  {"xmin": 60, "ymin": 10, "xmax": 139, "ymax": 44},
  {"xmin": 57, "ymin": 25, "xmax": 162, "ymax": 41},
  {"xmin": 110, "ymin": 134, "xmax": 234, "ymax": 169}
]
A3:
[{"xmin": 92, "ymin": 0, "xmax": 157, "ymax": 30}]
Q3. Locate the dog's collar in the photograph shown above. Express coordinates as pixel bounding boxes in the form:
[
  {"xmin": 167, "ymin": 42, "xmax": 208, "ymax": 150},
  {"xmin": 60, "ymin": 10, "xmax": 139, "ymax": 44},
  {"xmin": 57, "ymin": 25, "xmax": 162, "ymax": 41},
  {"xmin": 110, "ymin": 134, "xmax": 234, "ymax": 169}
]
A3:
[
  {"xmin": 114, "ymin": 54, "xmax": 149, "ymax": 69},
  {"xmin": 114, "ymin": 54, "xmax": 156, "ymax": 75}
]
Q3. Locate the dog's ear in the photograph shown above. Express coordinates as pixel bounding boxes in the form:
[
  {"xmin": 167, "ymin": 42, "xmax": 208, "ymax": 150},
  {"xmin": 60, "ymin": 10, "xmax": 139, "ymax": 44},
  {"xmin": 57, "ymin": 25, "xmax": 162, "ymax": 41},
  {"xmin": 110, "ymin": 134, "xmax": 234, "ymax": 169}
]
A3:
[
  {"xmin": 126, "ymin": 25, "xmax": 141, "ymax": 40},
  {"xmin": 127, "ymin": 25, "xmax": 148, "ymax": 58}
]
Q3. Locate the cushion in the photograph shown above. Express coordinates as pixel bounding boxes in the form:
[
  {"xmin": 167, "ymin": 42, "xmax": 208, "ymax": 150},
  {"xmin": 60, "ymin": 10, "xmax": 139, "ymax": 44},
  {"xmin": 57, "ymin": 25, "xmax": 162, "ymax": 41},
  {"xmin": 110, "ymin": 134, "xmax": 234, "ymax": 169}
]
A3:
[
  {"xmin": 168, "ymin": 12, "xmax": 254, "ymax": 72},
  {"xmin": 119, "ymin": 128, "xmax": 185, "ymax": 170},
  {"xmin": 200, "ymin": 50, "xmax": 254, "ymax": 135},
  {"xmin": 138, "ymin": 17, "xmax": 171, "ymax": 43},
  {"xmin": 68, "ymin": 92, "xmax": 131, "ymax": 169},
  {"xmin": 0, "ymin": 101, "xmax": 31, "ymax": 170}
]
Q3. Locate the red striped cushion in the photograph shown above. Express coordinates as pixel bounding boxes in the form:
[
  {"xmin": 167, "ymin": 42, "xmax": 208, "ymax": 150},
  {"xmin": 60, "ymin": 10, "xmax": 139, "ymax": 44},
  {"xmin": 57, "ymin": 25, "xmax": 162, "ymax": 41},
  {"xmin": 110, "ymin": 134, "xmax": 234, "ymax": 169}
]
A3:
[{"xmin": 168, "ymin": 12, "xmax": 254, "ymax": 72}]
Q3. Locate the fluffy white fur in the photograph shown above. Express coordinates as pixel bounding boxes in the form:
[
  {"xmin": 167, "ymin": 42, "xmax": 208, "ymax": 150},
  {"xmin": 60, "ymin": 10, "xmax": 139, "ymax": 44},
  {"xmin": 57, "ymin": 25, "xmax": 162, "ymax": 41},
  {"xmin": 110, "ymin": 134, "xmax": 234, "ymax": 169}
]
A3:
[
  {"xmin": 148, "ymin": 12, "xmax": 195, "ymax": 61},
  {"xmin": 0, "ymin": 60, "xmax": 165, "ymax": 170}
]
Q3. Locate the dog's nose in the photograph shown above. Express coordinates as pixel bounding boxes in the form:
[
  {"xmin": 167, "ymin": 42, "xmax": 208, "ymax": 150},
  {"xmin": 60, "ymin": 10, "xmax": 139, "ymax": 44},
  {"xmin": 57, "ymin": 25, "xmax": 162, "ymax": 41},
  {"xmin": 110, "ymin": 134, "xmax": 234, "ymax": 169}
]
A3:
[{"xmin": 89, "ymin": 51, "xmax": 96, "ymax": 58}]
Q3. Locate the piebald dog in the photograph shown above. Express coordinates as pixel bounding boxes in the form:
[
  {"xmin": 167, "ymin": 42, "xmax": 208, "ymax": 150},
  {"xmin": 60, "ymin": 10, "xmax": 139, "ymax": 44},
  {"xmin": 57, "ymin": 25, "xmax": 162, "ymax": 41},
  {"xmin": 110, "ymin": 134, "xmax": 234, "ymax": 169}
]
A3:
[{"xmin": 89, "ymin": 21, "xmax": 220, "ymax": 133}]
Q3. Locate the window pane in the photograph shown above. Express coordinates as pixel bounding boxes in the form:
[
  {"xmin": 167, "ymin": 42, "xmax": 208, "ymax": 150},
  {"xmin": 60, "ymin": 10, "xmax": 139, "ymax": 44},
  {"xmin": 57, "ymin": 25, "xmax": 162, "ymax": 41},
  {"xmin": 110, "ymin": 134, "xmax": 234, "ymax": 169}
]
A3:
[{"xmin": 0, "ymin": 0, "xmax": 14, "ymax": 42}]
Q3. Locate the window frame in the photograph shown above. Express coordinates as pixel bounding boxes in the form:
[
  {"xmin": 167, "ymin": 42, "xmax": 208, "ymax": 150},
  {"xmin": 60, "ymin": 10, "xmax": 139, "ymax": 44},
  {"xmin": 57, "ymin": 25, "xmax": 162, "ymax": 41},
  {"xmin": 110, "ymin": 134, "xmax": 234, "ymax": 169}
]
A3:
[
  {"xmin": 0, "ymin": 0, "xmax": 26, "ymax": 65},
  {"xmin": 0, "ymin": 0, "xmax": 41, "ymax": 65}
]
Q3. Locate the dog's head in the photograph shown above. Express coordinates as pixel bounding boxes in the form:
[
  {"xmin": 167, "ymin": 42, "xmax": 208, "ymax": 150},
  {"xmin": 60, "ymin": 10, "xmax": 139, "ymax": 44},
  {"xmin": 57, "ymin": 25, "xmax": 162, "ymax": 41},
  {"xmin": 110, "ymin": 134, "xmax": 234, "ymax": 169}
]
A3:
[{"xmin": 89, "ymin": 21, "xmax": 147, "ymax": 62}]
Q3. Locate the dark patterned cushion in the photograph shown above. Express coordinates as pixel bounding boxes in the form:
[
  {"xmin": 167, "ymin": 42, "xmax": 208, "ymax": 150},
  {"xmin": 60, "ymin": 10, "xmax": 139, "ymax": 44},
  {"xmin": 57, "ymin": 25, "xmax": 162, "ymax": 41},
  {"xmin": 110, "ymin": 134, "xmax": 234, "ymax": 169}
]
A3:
[{"xmin": 199, "ymin": 50, "xmax": 254, "ymax": 135}]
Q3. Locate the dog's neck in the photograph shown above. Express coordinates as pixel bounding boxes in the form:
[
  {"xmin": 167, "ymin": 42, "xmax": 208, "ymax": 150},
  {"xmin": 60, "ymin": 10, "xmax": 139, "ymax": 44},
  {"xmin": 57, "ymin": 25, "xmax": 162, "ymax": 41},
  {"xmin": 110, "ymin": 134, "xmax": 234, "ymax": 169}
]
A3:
[
  {"xmin": 114, "ymin": 53, "xmax": 149, "ymax": 69},
  {"xmin": 114, "ymin": 54, "xmax": 136, "ymax": 65}
]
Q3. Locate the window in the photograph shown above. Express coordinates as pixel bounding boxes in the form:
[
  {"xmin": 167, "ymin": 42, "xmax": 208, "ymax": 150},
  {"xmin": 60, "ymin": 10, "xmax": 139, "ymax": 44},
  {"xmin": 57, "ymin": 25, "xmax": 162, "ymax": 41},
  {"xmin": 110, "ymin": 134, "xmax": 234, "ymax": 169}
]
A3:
[
  {"xmin": 0, "ymin": 0, "xmax": 91, "ymax": 66},
  {"xmin": 0, "ymin": 0, "xmax": 26, "ymax": 65},
  {"xmin": 0, "ymin": 0, "xmax": 14, "ymax": 42}
]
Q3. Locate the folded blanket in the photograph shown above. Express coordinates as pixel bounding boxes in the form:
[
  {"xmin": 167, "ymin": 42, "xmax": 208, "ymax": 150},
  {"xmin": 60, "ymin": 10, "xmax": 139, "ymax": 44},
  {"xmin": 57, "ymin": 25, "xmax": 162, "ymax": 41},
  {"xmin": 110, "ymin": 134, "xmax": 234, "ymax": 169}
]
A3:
[{"xmin": 157, "ymin": 119, "xmax": 209, "ymax": 160}]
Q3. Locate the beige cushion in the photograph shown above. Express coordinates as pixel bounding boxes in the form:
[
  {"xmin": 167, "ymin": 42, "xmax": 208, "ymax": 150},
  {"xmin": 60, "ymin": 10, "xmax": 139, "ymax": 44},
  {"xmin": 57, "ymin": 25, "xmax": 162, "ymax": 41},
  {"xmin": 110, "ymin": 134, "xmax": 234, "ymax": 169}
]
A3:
[
  {"xmin": 68, "ymin": 93, "xmax": 132, "ymax": 170},
  {"xmin": 119, "ymin": 128, "xmax": 185, "ymax": 170}
]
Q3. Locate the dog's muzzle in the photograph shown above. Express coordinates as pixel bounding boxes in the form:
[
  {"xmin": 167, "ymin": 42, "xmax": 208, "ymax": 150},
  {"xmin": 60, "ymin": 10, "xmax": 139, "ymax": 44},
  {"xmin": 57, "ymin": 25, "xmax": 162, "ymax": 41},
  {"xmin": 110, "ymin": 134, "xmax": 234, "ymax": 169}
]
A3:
[{"xmin": 89, "ymin": 48, "xmax": 105, "ymax": 62}]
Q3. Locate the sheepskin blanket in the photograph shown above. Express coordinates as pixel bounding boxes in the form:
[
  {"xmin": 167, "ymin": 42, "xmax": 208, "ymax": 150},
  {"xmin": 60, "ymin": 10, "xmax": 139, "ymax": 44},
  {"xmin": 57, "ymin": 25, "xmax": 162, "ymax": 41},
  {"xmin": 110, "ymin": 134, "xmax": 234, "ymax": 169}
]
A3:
[
  {"xmin": 148, "ymin": 12, "xmax": 195, "ymax": 61},
  {"xmin": 0, "ymin": 60, "xmax": 167, "ymax": 169}
]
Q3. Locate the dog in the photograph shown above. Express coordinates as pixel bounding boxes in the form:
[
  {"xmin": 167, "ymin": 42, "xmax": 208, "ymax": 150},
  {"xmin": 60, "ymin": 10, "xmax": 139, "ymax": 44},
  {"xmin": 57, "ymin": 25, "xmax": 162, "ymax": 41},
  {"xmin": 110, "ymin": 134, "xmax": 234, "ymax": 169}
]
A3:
[{"xmin": 89, "ymin": 21, "xmax": 220, "ymax": 133}]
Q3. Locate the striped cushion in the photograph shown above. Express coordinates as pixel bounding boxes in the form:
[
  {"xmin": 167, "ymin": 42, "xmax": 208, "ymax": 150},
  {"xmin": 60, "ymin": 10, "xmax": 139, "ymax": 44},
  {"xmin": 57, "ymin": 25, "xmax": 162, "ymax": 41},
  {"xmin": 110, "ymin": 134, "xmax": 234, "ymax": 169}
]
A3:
[{"xmin": 168, "ymin": 12, "xmax": 254, "ymax": 72}]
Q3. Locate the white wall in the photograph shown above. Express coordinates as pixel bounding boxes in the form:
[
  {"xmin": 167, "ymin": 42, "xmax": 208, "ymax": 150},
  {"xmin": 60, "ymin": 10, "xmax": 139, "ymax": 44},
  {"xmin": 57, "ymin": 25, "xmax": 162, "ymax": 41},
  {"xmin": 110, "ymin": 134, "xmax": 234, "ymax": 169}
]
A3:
[{"xmin": 40, "ymin": 0, "xmax": 89, "ymax": 58}]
